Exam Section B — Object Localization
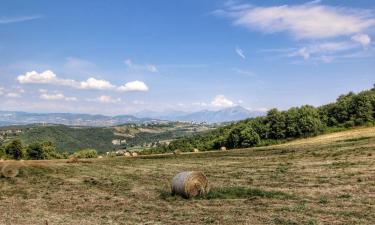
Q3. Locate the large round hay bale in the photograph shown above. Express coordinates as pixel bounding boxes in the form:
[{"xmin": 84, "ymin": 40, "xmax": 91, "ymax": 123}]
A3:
[
  {"xmin": 124, "ymin": 152, "xmax": 131, "ymax": 157},
  {"xmin": 220, "ymin": 146, "xmax": 227, "ymax": 151},
  {"xmin": 131, "ymin": 152, "xmax": 138, "ymax": 157},
  {"xmin": 98, "ymin": 156, "xmax": 103, "ymax": 159},
  {"xmin": 173, "ymin": 150, "xmax": 181, "ymax": 155},
  {"xmin": 1, "ymin": 164, "xmax": 19, "ymax": 178},
  {"xmin": 171, "ymin": 171, "xmax": 209, "ymax": 198},
  {"xmin": 193, "ymin": 148, "xmax": 199, "ymax": 153},
  {"xmin": 67, "ymin": 155, "xmax": 79, "ymax": 163}
]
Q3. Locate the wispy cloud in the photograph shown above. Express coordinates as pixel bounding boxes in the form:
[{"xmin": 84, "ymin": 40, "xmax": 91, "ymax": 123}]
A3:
[
  {"xmin": 219, "ymin": 2, "xmax": 375, "ymax": 39},
  {"xmin": 124, "ymin": 59, "xmax": 158, "ymax": 73},
  {"xmin": 39, "ymin": 90, "xmax": 77, "ymax": 101},
  {"xmin": 0, "ymin": 15, "xmax": 42, "ymax": 24},
  {"xmin": 0, "ymin": 86, "xmax": 25, "ymax": 98},
  {"xmin": 235, "ymin": 46, "xmax": 246, "ymax": 59},
  {"xmin": 232, "ymin": 68, "xmax": 255, "ymax": 76},
  {"xmin": 17, "ymin": 70, "xmax": 149, "ymax": 92}
]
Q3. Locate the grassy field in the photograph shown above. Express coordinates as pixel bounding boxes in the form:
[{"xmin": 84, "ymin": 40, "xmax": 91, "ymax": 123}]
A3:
[{"xmin": 0, "ymin": 127, "xmax": 374, "ymax": 225}]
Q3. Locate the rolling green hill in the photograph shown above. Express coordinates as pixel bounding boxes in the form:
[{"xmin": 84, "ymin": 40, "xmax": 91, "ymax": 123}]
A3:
[{"xmin": 0, "ymin": 122, "xmax": 214, "ymax": 153}]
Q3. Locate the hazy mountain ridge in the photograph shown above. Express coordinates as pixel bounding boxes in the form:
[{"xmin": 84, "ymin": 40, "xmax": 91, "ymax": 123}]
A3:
[
  {"xmin": 135, "ymin": 106, "xmax": 265, "ymax": 123},
  {"xmin": 0, "ymin": 106, "xmax": 263, "ymax": 126}
]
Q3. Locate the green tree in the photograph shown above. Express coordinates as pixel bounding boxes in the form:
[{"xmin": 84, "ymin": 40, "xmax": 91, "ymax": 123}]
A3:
[
  {"xmin": 348, "ymin": 93, "xmax": 373, "ymax": 125},
  {"xmin": 5, "ymin": 139, "xmax": 24, "ymax": 160},
  {"xmin": 297, "ymin": 105, "xmax": 323, "ymax": 136},
  {"xmin": 240, "ymin": 127, "xmax": 260, "ymax": 147},
  {"xmin": 267, "ymin": 109, "xmax": 286, "ymax": 139},
  {"xmin": 27, "ymin": 143, "xmax": 45, "ymax": 159}
]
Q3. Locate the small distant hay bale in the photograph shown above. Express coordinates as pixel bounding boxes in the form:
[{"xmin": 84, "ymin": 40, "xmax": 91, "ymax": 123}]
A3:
[
  {"xmin": 171, "ymin": 171, "xmax": 209, "ymax": 198},
  {"xmin": 1, "ymin": 164, "xmax": 19, "ymax": 178},
  {"xmin": 220, "ymin": 146, "xmax": 227, "ymax": 151},
  {"xmin": 124, "ymin": 152, "xmax": 131, "ymax": 157},
  {"xmin": 67, "ymin": 155, "xmax": 79, "ymax": 163},
  {"xmin": 98, "ymin": 156, "xmax": 103, "ymax": 159},
  {"xmin": 193, "ymin": 148, "xmax": 199, "ymax": 153},
  {"xmin": 131, "ymin": 152, "xmax": 138, "ymax": 157},
  {"xmin": 173, "ymin": 150, "xmax": 181, "ymax": 155}
]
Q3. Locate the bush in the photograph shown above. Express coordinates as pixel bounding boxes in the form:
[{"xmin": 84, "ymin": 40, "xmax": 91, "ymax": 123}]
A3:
[
  {"xmin": 74, "ymin": 149, "xmax": 98, "ymax": 158},
  {"xmin": 26, "ymin": 141, "xmax": 63, "ymax": 160},
  {"xmin": 5, "ymin": 139, "xmax": 24, "ymax": 160}
]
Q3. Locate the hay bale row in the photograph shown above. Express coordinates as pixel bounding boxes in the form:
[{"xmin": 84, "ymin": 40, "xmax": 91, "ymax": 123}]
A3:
[{"xmin": 171, "ymin": 171, "xmax": 209, "ymax": 198}]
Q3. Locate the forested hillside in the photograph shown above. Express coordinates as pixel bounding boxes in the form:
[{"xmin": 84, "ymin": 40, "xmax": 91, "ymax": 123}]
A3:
[
  {"xmin": 152, "ymin": 86, "xmax": 375, "ymax": 153},
  {"xmin": 18, "ymin": 125, "xmax": 118, "ymax": 153}
]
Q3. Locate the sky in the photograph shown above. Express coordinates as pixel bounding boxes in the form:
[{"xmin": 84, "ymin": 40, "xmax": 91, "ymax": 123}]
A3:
[{"xmin": 0, "ymin": 0, "xmax": 374, "ymax": 115}]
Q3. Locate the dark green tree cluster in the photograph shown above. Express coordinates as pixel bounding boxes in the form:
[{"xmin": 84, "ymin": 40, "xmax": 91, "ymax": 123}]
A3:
[
  {"xmin": 0, "ymin": 139, "xmax": 67, "ymax": 160},
  {"xmin": 152, "ymin": 86, "xmax": 375, "ymax": 153}
]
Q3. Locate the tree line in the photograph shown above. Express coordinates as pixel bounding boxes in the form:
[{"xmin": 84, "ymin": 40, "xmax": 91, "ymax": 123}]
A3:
[
  {"xmin": 146, "ymin": 85, "xmax": 375, "ymax": 154},
  {"xmin": 0, "ymin": 139, "xmax": 98, "ymax": 160}
]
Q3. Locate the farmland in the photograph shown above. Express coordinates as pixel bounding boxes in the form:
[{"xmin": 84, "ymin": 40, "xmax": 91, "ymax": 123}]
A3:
[{"xmin": 1, "ymin": 126, "xmax": 374, "ymax": 225}]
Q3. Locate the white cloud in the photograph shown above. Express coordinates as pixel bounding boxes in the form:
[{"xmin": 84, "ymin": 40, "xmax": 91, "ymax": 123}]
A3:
[
  {"xmin": 17, "ymin": 70, "xmax": 78, "ymax": 87},
  {"xmin": 95, "ymin": 95, "xmax": 121, "ymax": 104},
  {"xmin": 6, "ymin": 92, "xmax": 21, "ymax": 98},
  {"xmin": 0, "ymin": 87, "xmax": 25, "ymax": 98},
  {"xmin": 79, "ymin": 77, "xmax": 115, "ymax": 90},
  {"xmin": 17, "ymin": 70, "xmax": 58, "ymax": 84},
  {"xmin": 40, "ymin": 93, "xmax": 65, "ymax": 100},
  {"xmin": 0, "ymin": 15, "xmax": 42, "ymax": 24},
  {"xmin": 40, "ymin": 91, "xmax": 77, "ymax": 101},
  {"xmin": 351, "ymin": 34, "xmax": 371, "ymax": 48},
  {"xmin": 124, "ymin": 59, "xmax": 158, "ymax": 73},
  {"xmin": 211, "ymin": 95, "xmax": 235, "ymax": 107},
  {"xmin": 17, "ymin": 70, "xmax": 148, "ymax": 91},
  {"xmin": 118, "ymin": 81, "xmax": 149, "ymax": 92},
  {"xmin": 221, "ymin": 3, "xmax": 375, "ymax": 39},
  {"xmin": 192, "ymin": 102, "xmax": 208, "ymax": 107},
  {"xmin": 235, "ymin": 46, "xmax": 246, "ymax": 59}
]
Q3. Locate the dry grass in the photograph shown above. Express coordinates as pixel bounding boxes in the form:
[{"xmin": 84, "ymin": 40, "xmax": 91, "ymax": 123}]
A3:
[{"xmin": 0, "ymin": 127, "xmax": 374, "ymax": 225}]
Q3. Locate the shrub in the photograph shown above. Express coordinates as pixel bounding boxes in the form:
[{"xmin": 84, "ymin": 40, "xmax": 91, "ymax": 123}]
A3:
[
  {"xmin": 27, "ymin": 141, "xmax": 63, "ymax": 160},
  {"xmin": 74, "ymin": 149, "xmax": 98, "ymax": 158},
  {"xmin": 5, "ymin": 139, "xmax": 24, "ymax": 160}
]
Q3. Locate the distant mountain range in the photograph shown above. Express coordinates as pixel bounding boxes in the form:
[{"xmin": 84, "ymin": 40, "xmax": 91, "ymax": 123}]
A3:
[
  {"xmin": 0, "ymin": 106, "xmax": 265, "ymax": 126},
  {"xmin": 135, "ymin": 106, "xmax": 265, "ymax": 123},
  {"xmin": 0, "ymin": 111, "xmax": 160, "ymax": 127}
]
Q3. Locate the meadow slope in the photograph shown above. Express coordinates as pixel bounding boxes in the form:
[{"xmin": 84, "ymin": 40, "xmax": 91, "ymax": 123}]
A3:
[{"xmin": 0, "ymin": 127, "xmax": 374, "ymax": 225}]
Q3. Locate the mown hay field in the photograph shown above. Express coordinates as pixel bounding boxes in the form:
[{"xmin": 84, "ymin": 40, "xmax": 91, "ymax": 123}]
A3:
[{"xmin": 1, "ymin": 127, "xmax": 375, "ymax": 225}]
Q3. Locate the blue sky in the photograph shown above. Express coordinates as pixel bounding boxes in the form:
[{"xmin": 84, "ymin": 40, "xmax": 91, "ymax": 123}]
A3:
[{"xmin": 0, "ymin": 0, "xmax": 374, "ymax": 115}]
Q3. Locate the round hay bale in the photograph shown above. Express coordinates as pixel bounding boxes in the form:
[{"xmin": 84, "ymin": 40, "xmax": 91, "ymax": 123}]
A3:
[
  {"xmin": 124, "ymin": 152, "xmax": 131, "ymax": 157},
  {"xmin": 98, "ymin": 156, "xmax": 103, "ymax": 159},
  {"xmin": 193, "ymin": 148, "xmax": 199, "ymax": 153},
  {"xmin": 67, "ymin": 155, "xmax": 79, "ymax": 163},
  {"xmin": 173, "ymin": 150, "xmax": 181, "ymax": 155},
  {"xmin": 220, "ymin": 146, "xmax": 227, "ymax": 151},
  {"xmin": 1, "ymin": 164, "xmax": 19, "ymax": 178},
  {"xmin": 131, "ymin": 152, "xmax": 138, "ymax": 157},
  {"xmin": 171, "ymin": 171, "xmax": 209, "ymax": 198}
]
